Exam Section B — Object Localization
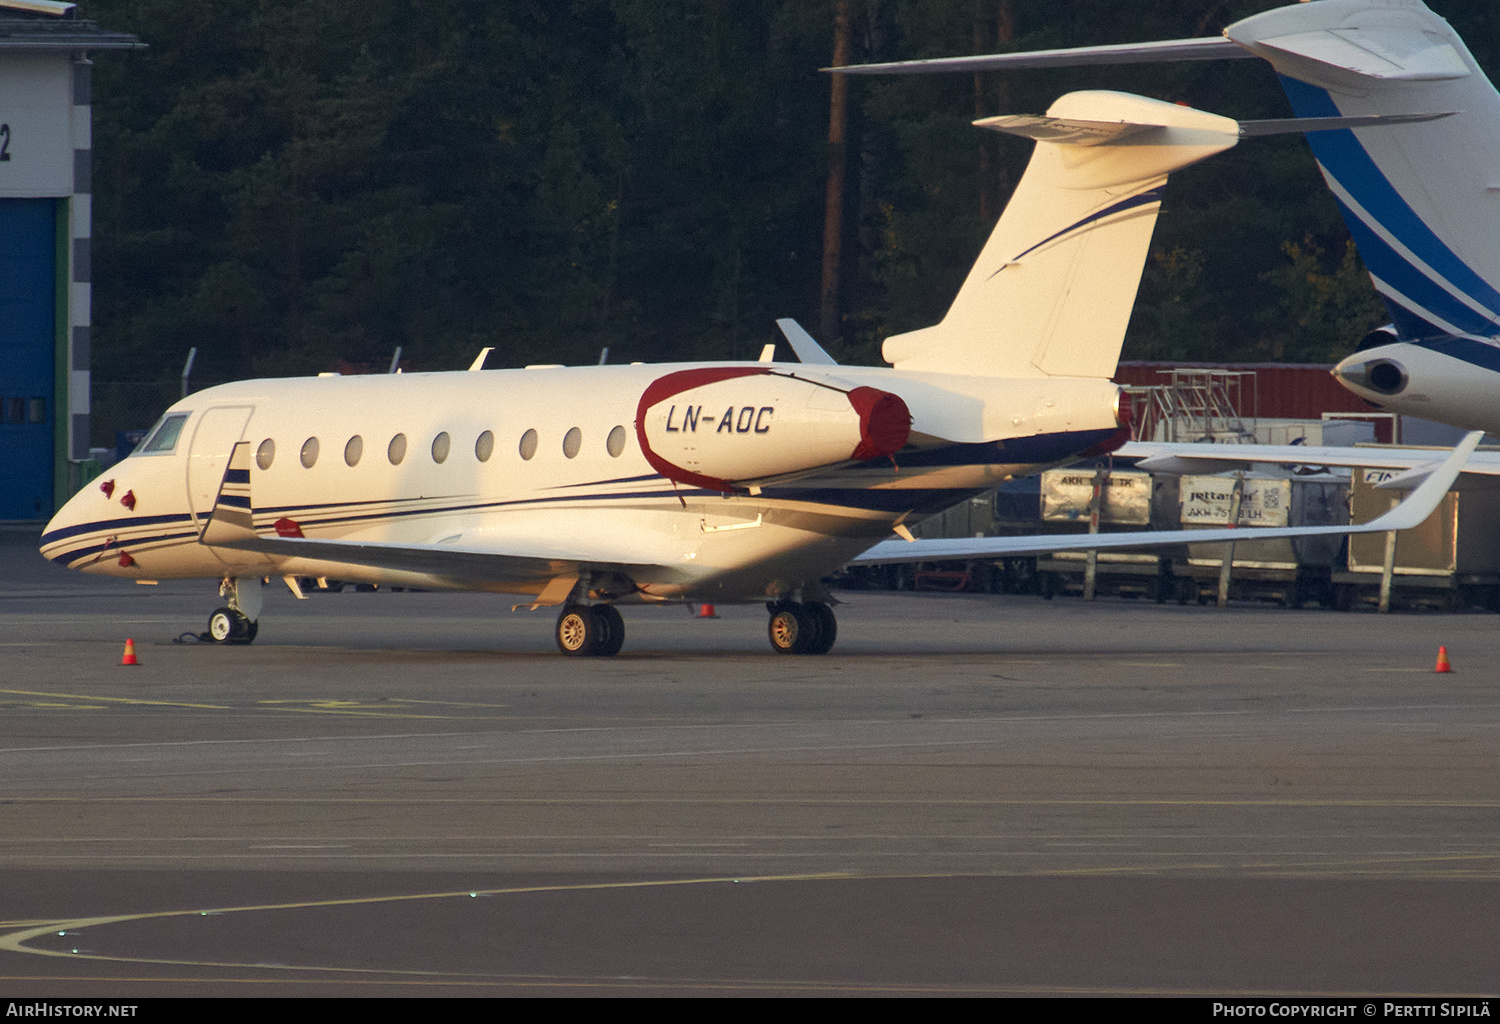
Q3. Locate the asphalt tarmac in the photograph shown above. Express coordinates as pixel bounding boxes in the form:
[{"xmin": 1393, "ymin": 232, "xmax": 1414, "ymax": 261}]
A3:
[{"xmin": 1, "ymin": 530, "xmax": 1497, "ymax": 996}]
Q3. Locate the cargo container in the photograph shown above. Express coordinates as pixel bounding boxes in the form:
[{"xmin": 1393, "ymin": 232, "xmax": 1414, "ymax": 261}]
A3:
[
  {"xmin": 1175, "ymin": 474, "xmax": 1348, "ymax": 607},
  {"xmin": 1334, "ymin": 466, "xmax": 1500, "ymax": 611}
]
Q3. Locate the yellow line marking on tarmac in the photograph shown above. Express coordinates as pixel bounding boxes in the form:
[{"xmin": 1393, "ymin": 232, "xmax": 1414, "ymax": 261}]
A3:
[
  {"xmin": 0, "ymin": 920, "xmax": 67, "ymax": 928},
  {"xmin": 0, "ymin": 872, "xmax": 854, "ymax": 979},
  {"xmin": 0, "ymin": 689, "xmax": 231, "ymax": 710},
  {"xmin": 0, "ymin": 689, "xmax": 473, "ymax": 719},
  {"xmin": 4, "ymin": 872, "xmax": 1497, "ymax": 995}
]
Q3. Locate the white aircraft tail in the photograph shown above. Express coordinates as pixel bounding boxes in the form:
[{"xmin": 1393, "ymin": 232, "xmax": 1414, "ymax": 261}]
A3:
[
  {"xmin": 1228, "ymin": 0, "xmax": 1500, "ymax": 340},
  {"xmin": 882, "ymin": 91, "xmax": 1239, "ymax": 379}
]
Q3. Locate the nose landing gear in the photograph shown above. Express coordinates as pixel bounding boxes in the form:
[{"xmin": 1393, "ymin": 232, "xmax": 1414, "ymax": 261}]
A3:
[
  {"xmin": 204, "ymin": 576, "xmax": 262, "ymax": 645},
  {"xmin": 207, "ymin": 606, "xmax": 257, "ymax": 644}
]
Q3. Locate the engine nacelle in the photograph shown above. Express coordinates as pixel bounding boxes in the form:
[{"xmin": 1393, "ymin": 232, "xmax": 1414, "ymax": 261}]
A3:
[{"xmin": 635, "ymin": 367, "xmax": 912, "ymax": 492}]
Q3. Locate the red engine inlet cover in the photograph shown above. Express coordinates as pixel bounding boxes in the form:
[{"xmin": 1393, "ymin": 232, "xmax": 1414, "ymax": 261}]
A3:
[{"xmin": 847, "ymin": 387, "xmax": 911, "ymax": 461}]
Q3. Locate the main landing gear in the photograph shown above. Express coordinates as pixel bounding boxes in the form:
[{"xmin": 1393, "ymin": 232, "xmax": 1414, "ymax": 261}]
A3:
[
  {"xmin": 205, "ymin": 577, "xmax": 261, "ymax": 645},
  {"xmin": 766, "ymin": 600, "xmax": 836, "ymax": 655},
  {"xmin": 555, "ymin": 604, "xmax": 625, "ymax": 657}
]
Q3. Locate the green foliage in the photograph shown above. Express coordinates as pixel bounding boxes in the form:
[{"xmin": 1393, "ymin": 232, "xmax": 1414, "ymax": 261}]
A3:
[{"xmin": 1258, "ymin": 237, "xmax": 1387, "ymax": 362}]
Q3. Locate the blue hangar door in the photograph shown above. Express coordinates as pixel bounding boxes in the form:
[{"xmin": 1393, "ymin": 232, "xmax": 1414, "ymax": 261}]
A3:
[{"xmin": 0, "ymin": 198, "xmax": 57, "ymax": 520}]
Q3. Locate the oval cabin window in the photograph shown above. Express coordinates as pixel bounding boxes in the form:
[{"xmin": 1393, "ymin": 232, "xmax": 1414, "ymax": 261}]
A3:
[
  {"xmin": 519, "ymin": 429, "xmax": 538, "ymax": 461},
  {"xmin": 475, "ymin": 430, "xmax": 494, "ymax": 462},
  {"xmin": 256, "ymin": 438, "xmax": 276, "ymax": 471},
  {"xmin": 301, "ymin": 437, "xmax": 320, "ymax": 468},
  {"xmin": 388, "ymin": 433, "xmax": 407, "ymax": 465},
  {"xmin": 344, "ymin": 435, "xmax": 363, "ymax": 467},
  {"xmin": 563, "ymin": 427, "xmax": 582, "ymax": 459},
  {"xmin": 607, "ymin": 425, "xmax": 626, "ymax": 458},
  {"xmin": 432, "ymin": 432, "xmax": 451, "ymax": 464}
]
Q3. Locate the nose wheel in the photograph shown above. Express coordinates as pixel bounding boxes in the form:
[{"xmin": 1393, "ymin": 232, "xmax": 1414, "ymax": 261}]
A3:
[
  {"xmin": 555, "ymin": 604, "xmax": 625, "ymax": 657},
  {"xmin": 203, "ymin": 577, "xmax": 262, "ymax": 644},
  {"xmin": 767, "ymin": 601, "xmax": 836, "ymax": 655},
  {"xmin": 207, "ymin": 606, "xmax": 257, "ymax": 645}
]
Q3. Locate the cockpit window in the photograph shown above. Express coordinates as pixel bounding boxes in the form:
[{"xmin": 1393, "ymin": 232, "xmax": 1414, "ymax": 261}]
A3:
[{"xmin": 138, "ymin": 413, "xmax": 190, "ymax": 454}]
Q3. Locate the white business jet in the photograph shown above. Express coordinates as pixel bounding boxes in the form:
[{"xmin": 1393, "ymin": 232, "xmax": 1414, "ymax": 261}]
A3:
[
  {"xmin": 40, "ymin": 90, "xmax": 1472, "ymax": 656},
  {"xmin": 835, "ymin": 0, "xmax": 1500, "ymax": 440}
]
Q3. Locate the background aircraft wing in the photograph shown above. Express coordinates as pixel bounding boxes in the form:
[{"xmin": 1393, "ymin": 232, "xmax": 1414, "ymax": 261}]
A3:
[
  {"xmin": 852, "ymin": 432, "xmax": 1480, "ymax": 566},
  {"xmin": 1120, "ymin": 439, "xmax": 1500, "ymax": 489},
  {"xmin": 828, "ymin": 37, "xmax": 1250, "ymax": 75}
]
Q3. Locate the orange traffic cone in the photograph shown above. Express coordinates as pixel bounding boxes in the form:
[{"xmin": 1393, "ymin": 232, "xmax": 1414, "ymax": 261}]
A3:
[
  {"xmin": 1435, "ymin": 645, "xmax": 1453, "ymax": 673},
  {"xmin": 121, "ymin": 638, "xmax": 139, "ymax": 666},
  {"xmin": 695, "ymin": 603, "xmax": 719, "ymax": 619}
]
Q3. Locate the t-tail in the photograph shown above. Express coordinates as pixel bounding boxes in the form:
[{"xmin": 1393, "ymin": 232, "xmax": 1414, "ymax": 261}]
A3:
[
  {"xmin": 882, "ymin": 92, "xmax": 1239, "ymax": 380},
  {"xmin": 835, "ymin": 1, "xmax": 1500, "ymax": 347},
  {"xmin": 1228, "ymin": 0, "xmax": 1500, "ymax": 341}
]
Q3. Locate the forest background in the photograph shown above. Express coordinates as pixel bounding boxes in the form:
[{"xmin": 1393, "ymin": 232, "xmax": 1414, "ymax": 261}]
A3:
[{"xmin": 76, "ymin": 0, "xmax": 1500, "ymax": 444}]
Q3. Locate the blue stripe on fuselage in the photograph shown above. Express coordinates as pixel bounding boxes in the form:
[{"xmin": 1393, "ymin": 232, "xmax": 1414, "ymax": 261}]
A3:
[
  {"xmin": 1415, "ymin": 335, "xmax": 1500, "ymax": 373},
  {"xmin": 43, "ymin": 429, "xmax": 1118, "ymax": 563},
  {"xmin": 40, "ymin": 511, "xmax": 194, "ymax": 548}
]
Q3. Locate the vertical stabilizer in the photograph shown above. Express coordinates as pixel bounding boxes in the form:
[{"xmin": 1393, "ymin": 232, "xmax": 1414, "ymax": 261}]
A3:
[
  {"xmin": 882, "ymin": 91, "xmax": 1239, "ymax": 379},
  {"xmin": 1228, "ymin": 0, "xmax": 1500, "ymax": 340}
]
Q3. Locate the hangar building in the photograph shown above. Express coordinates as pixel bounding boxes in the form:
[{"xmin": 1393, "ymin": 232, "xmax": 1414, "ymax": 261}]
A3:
[{"xmin": 0, "ymin": 0, "xmax": 137, "ymax": 520}]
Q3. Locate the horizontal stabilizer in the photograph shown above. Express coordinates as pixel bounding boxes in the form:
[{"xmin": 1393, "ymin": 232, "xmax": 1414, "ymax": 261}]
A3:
[
  {"xmin": 852, "ymin": 431, "xmax": 1480, "ymax": 566},
  {"xmin": 978, "ymin": 110, "xmax": 1453, "ymax": 146},
  {"xmin": 1236, "ymin": 111, "xmax": 1454, "ymax": 136},
  {"xmin": 828, "ymin": 36, "xmax": 1250, "ymax": 75}
]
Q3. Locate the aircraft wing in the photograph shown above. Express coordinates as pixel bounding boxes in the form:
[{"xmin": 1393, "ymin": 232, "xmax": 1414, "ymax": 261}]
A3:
[
  {"xmin": 851, "ymin": 431, "xmax": 1480, "ymax": 566},
  {"xmin": 1119, "ymin": 439, "xmax": 1500, "ymax": 489},
  {"xmin": 198, "ymin": 443, "xmax": 691, "ymax": 594},
  {"xmin": 210, "ymin": 531, "xmax": 686, "ymax": 588},
  {"xmin": 828, "ymin": 36, "xmax": 1252, "ymax": 75}
]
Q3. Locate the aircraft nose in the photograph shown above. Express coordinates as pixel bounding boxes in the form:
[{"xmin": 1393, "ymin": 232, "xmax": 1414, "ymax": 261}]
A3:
[
  {"xmin": 40, "ymin": 485, "xmax": 88, "ymax": 553},
  {"xmin": 1333, "ymin": 354, "xmax": 1408, "ymax": 397}
]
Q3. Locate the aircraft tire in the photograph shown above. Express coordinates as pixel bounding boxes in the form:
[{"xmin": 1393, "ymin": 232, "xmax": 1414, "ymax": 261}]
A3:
[
  {"xmin": 802, "ymin": 602, "xmax": 837, "ymax": 654},
  {"xmin": 767, "ymin": 604, "xmax": 804, "ymax": 654},
  {"xmin": 207, "ymin": 607, "xmax": 254, "ymax": 645},
  {"xmin": 592, "ymin": 605, "xmax": 625, "ymax": 657},
  {"xmin": 768, "ymin": 602, "xmax": 828, "ymax": 655},
  {"xmin": 555, "ymin": 606, "xmax": 598, "ymax": 656}
]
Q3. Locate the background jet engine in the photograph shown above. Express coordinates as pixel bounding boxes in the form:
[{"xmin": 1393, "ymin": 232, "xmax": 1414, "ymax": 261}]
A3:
[{"xmin": 635, "ymin": 367, "xmax": 912, "ymax": 492}]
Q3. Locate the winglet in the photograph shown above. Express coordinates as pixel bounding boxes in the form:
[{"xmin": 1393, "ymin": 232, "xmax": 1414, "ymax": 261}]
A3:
[
  {"xmin": 775, "ymin": 319, "xmax": 839, "ymax": 365},
  {"xmin": 199, "ymin": 441, "xmax": 260, "ymax": 547},
  {"xmin": 1363, "ymin": 431, "xmax": 1480, "ymax": 531}
]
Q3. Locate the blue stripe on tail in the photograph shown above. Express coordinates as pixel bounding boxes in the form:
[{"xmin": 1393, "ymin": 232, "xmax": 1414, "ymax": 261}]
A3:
[{"xmin": 1277, "ymin": 75, "xmax": 1500, "ymax": 334}]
